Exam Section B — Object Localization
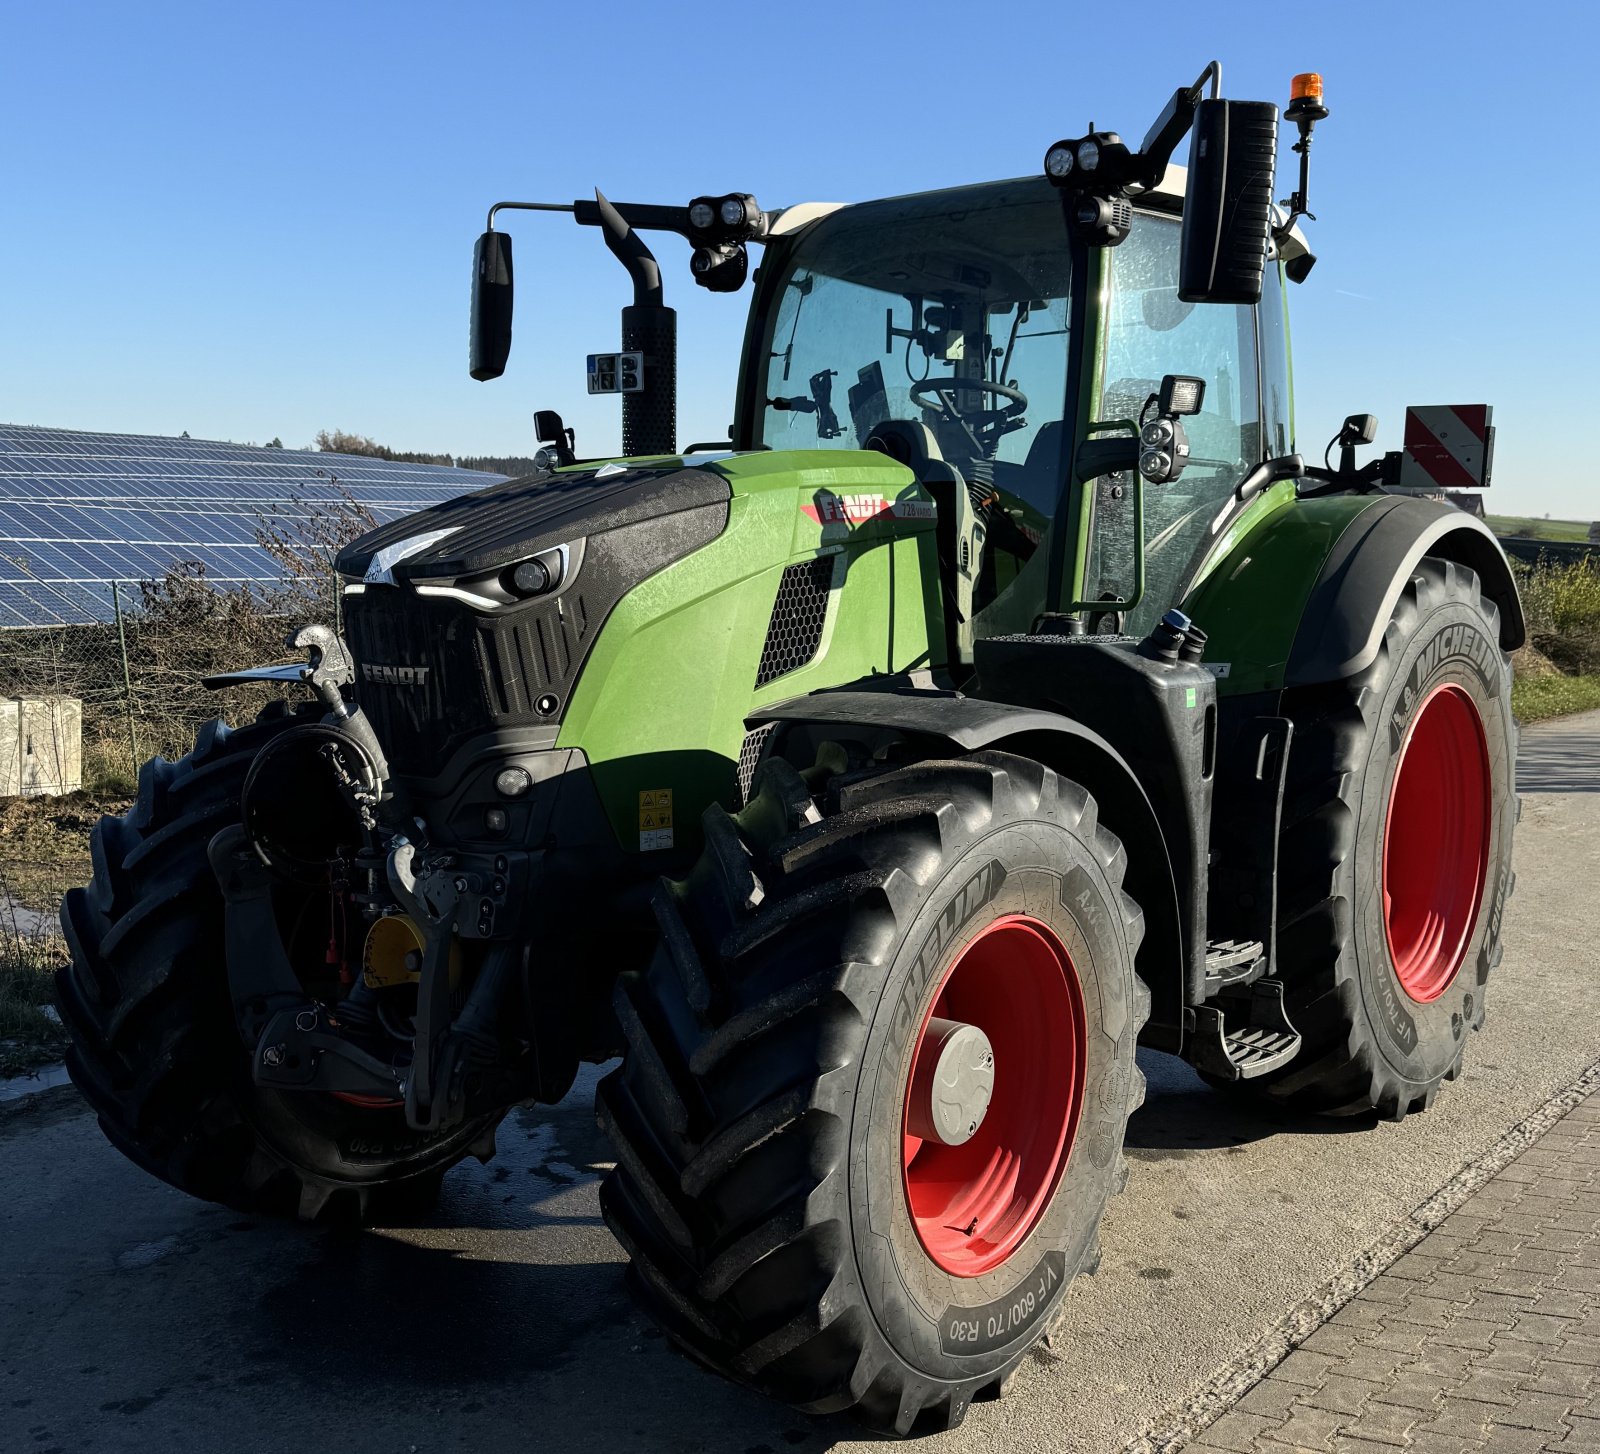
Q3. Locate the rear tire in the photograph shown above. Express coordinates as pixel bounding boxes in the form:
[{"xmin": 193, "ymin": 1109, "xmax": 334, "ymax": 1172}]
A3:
[
  {"xmin": 597, "ymin": 750, "xmax": 1147, "ymax": 1434},
  {"xmin": 57, "ymin": 703, "xmax": 500, "ymax": 1223},
  {"xmin": 1252, "ymin": 557, "xmax": 1517, "ymax": 1118}
]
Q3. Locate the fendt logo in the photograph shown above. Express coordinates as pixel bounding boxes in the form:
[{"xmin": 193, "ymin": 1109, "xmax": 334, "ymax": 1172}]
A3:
[
  {"xmin": 800, "ymin": 493, "xmax": 937, "ymax": 526},
  {"xmin": 361, "ymin": 662, "xmax": 431, "ymax": 687}
]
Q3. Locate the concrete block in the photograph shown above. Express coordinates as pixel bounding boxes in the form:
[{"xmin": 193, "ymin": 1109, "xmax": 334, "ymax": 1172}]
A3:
[{"xmin": 0, "ymin": 696, "xmax": 83, "ymax": 797}]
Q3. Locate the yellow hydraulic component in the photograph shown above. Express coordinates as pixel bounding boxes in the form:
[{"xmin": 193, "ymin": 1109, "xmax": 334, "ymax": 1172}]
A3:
[{"xmin": 362, "ymin": 915, "xmax": 461, "ymax": 990}]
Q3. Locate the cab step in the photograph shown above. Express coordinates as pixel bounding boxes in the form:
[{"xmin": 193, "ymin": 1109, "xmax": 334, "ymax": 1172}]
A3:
[
  {"xmin": 1203, "ymin": 937, "xmax": 1265, "ymax": 993},
  {"xmin": 1188, "ymin": 977, "xmax": 1301, "ymax": 1082}
]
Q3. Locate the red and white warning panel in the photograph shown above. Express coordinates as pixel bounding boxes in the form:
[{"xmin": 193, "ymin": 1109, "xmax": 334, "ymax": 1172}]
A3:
[{"xmin": 1398, "ymin": 405, "xmax": 1495, "ymax": 491}]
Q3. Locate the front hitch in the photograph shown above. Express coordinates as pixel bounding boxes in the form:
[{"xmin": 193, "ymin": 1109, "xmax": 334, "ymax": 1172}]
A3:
[{"xmin": 209, "ymin": 826, "xmax": 407, "ymax": 1103}]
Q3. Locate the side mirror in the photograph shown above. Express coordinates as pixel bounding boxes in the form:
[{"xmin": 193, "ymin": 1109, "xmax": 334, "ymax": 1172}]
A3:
[
  {"xmin": 1179, "ymin": 100, "xmax": 1279, "ymax": 305},
  {"xmin": 469, "ymin": 231, "xmax": 514, "ymax": 381},
  {"xmin": 534, "ymin": 409, "xmax": 576, "ymax": 468}
]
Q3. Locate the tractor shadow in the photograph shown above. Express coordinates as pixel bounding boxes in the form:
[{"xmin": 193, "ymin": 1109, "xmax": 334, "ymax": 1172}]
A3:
[
  {"xmin": 226, "ymin": 1072, "xmax": 862, "ymax": 1450},
  {"xmin": 1123, "ymin": 1048, "xmax": 1379, "ymax": 1156}
]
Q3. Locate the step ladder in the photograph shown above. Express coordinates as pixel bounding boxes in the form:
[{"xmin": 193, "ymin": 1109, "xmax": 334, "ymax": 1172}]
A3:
[{"xmin": 1189, "ymin": 974, "xmax": 1302, "ymax": 1082}]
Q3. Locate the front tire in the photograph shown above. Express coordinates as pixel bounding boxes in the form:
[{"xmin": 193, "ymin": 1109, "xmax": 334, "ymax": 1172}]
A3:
[{"xmin": 597, "ymin": 750, "xmax": 1147, "ymax": 1434}]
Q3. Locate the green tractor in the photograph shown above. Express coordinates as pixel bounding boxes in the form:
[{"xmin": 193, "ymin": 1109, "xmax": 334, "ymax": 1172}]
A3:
[{"xmin": 60, "ymin": 65, "xmax": 1519, "ymax": 1434}]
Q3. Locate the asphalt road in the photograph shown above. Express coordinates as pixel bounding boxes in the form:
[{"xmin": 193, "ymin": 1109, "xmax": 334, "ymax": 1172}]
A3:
[{"xmin": 3, "ymin": 712, "xmax": 1597, "ymax": 1454}]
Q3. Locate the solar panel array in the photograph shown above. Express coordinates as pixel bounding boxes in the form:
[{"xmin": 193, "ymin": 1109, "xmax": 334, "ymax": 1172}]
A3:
[{"xmin": 0, "ymin": 425, "xmax": 505, "ymax": 628}]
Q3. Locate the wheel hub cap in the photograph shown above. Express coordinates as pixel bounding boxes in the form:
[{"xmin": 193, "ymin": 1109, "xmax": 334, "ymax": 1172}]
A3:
[{"xmin": 907, "ymin": 1018, "xmax": 996, "ymax": 1147}]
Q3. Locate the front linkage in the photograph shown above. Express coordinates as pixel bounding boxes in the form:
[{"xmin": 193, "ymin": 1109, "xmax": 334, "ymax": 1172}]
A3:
[{"xmin": 204, "ymin": 625, "xmax": 536, "ymax": 1134}]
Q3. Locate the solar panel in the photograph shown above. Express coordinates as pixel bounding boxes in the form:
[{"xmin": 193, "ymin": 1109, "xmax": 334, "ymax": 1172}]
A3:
[{"xmin": 0, "ymin": 424, "xmax": 507, "ymax": 627}]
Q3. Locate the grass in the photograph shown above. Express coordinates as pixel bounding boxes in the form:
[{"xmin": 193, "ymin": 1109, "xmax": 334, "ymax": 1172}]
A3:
[
  {"xmin": 1511, "ymin": 673, "xmax": 1600, "ymax": 724},
  {"xmin": 1, "ymin": 793, "xmax": 117, "ymax": 1078},
  {"xmin": 1488, "ymin": 513, "xmax": 1595, "ymax": 543},
  {"xmin": 0, "ymin": 933, "xmax": 67, "ymax": 1077}
]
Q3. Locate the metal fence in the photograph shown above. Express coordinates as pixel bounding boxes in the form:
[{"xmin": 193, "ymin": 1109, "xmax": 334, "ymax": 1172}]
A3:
[{"xmin": 0, "ymin": 572, "xmax": 340, "ymax": 791}]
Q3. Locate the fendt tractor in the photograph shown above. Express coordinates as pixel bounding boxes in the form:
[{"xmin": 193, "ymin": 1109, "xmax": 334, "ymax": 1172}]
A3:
[{"xmin": 61, "ymin": 66, "xmax": 1519, "ymax": 1433}]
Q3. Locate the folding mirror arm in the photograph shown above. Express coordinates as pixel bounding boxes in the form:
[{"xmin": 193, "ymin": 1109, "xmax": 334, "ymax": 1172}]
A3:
[
  {"xmin": 1128, "ymin": 60, "xmax": 1224, "ymax": 192},
  {"xmin": 485, "ymin": 198, "xmax": 699, "ymax": 240}
]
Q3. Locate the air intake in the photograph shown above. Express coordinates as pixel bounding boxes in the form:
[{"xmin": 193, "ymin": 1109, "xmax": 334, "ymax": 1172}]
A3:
[
  {"xmin": 735, "ymin": 722, "xmax": 776, "ymax": 806},
  {"xmin": 755, "ymin": 556, "xmax": 834, "ymax": 688}
]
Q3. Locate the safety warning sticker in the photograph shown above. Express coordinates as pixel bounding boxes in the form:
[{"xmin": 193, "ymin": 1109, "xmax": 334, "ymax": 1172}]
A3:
[{"xmin": 639, "ymin": 788, "xmax": 674, "ymax": 852}]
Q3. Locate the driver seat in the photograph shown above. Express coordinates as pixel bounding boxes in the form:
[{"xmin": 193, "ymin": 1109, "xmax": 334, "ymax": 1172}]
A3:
[{"xmin": 864, "ymin": 419, "xmax": 961, "ymax": 487}]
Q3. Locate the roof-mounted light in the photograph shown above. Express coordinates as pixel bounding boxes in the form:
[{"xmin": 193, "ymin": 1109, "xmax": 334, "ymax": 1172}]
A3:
[
  {"xmin": 1290, "ymin": 72, "xmax": 1323, "ymax": 103},
  {"xmin": 687, "ymin": 192, "xmax": 766, "ymax": 242}
]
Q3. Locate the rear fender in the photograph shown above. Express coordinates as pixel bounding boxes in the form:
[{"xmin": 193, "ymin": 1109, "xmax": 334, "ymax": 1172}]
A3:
[
  {"xmin": 753, "ymin": 689, "xmax": 1187, "ymax": 1051},
  {"xmin": 1286, "ymin": 497, "xmax": 1525, "ymax": 686}
]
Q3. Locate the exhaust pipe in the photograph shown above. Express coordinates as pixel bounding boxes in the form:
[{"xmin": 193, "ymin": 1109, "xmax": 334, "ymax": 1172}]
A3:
[{"xmin": 594, "ymin": 190, "xmax": 677, "ymax": 458}]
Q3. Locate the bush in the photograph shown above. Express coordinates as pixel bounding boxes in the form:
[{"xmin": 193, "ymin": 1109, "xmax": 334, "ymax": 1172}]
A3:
[{"xmin": 1517, "ymin": 559, "xmax": 1600, "ymax": 676}]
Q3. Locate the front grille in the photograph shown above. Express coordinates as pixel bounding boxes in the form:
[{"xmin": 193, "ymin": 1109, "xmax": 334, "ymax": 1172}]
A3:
[
  {"xmin": 755, "ymin": 556, "xmax": 834, "ymax": 688},
  {"xmin": 480, "ymin": 591, "xmax": 591, "ymax": 717},
  {"xmin": 344, "ymin": 591, "xmax": 493, "ymax": 774},
  {"xmin": 735, "ymin": 723, "xmax": 775, "ymax": 806}
]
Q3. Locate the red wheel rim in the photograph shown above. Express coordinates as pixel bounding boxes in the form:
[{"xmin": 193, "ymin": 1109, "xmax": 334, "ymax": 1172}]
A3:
[
  {"xmin": 902, "ymin": 914, "xmax": 1086, "ymax": 1277},
  {"xmin": 1382, "ymin": 683, "xmax": 1492, "ymax": 1003}
]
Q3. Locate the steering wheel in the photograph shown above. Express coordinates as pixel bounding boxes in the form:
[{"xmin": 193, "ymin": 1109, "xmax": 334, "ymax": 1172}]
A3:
[{"xmin": 910, "ymin": 377, "xmax": 1029, "ymax": 455}]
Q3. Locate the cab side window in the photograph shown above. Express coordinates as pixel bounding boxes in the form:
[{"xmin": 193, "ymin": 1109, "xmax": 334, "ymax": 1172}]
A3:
[
  {"xmin": 1087, "ymin": 214, "xmax": 1264, "ymax": 634},
  {"xmin": 1259, "ymin": 260, "xmax": 1294, "ymax": 459}
]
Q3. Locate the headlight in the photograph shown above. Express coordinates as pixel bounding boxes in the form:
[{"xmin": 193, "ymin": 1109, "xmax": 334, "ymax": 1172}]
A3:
[
  {"xmin": 511, "ymin": 558, "xmax": 551, "ymax": 595},
  {"xmin": 1139, "ymin": 449, "xmax": 1172, "ymax": 482},
  {"xmin": 1044, "ymin": 144, "xmax": 1075, "ymax": 179},
  {"xmin": 494, "ymin": 767, "xmax": 532, "ymax": 798},
  {"xmin": 719, "ymin": 196, "xmax": 746, "ymax": 227},
  {"xmin": 688, "ymin": 201, "xmax": 715, "ymax": 230},
  {"xmin": 1077, "ymin": 137, "xmax": 1100, "ymax": 171}
]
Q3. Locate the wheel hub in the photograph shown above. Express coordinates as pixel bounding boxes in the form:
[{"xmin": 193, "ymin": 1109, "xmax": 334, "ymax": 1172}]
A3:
[
  {"xmin": 902, "ymin": 914, "xmax": 1086, "ymax": 1278},
  {"xmin": 907, "ymin": 1018, "xmax": 995, "ymax": 1147}
]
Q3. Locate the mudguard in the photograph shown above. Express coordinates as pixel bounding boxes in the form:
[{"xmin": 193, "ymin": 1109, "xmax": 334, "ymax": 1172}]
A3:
[
  {"xmin": 1185, "ymin": 491, "xmax": 1525, "ymax": 700},
  {"xmin": 751, "ymin": 685, "xmax": 1189, "ymax": 1051},
  {"xmin": 1286, "ymin": 495, "xmax": 1524, "ymax": 687}
]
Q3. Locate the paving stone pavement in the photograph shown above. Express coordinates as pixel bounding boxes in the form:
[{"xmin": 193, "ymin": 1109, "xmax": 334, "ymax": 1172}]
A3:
[{"xmin": 1186, "ymin": 1093, "xmax": 1600, "ymax": 1453}]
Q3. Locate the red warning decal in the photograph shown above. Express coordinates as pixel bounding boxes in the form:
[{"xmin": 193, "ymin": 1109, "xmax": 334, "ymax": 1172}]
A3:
[{"xmin": 1399, "ymin": 405, "xmax": 1494, "ymax": 491}]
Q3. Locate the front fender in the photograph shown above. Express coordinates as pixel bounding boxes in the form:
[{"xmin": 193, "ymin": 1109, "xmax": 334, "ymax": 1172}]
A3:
[
  {"xmin": 752, "ymin": 686, "xmax": 1189, "ymax": 1052},
  {"xmin": 1284, "ymin": 497, "xmax": 1524, "ymax": 686}
]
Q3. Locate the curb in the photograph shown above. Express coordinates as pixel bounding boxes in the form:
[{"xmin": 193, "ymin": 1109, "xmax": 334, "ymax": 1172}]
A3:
[{"xmin": 1120, "ymin": 1052, "xmax": 1600, "ymax": 1452}]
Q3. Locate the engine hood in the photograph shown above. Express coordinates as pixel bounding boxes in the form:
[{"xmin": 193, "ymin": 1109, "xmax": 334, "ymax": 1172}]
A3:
[
  {"xmin": 336, "ymin": 463, "xmax": 731, "ymax": 584},
  {"xmin": 336, "ymin": 462, "xmax": 731, "ymax": 777}
]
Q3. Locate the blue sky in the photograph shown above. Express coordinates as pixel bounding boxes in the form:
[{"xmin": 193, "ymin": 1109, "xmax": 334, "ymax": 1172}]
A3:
[{"xmin": 4, "ymin": 1, "xmax": 1596, "ymax": 517}]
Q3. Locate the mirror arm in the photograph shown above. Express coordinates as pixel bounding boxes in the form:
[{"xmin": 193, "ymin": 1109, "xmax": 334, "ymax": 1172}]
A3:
[
  {"xmin": 1131, "ymin": 59, "xmax": 1223, "ymax": 191},
  {"xmin": 486, "ymin": 200, "xmax": 576, "ymax": 232}
]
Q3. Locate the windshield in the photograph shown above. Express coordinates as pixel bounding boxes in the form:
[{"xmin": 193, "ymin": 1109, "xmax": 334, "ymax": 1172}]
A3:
[{"xmin": 751, "ymin": 179, "xmax": 1074, "ymax": 521}]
